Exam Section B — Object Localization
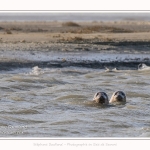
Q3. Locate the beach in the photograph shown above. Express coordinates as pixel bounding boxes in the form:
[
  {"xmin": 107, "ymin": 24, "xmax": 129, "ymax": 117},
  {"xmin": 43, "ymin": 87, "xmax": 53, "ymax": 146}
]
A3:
[
  {"xmin": 1, "ymin": 21, "xmax": 150, "ymax": 52},
  {"xmin": 0, "ymin": 20, "xmax": 150, "ymax": 69}
]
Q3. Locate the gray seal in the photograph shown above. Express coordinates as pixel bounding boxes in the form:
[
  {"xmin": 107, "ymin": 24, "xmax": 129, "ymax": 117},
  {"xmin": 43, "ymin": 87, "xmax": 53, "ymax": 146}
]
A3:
[
  {"xmin": 93, "ymin": 92, "xmax": 109, "ymax": 105},
  {"xmin": 109, "ymin": 91, "xmax": 126, "ymax": 104}
]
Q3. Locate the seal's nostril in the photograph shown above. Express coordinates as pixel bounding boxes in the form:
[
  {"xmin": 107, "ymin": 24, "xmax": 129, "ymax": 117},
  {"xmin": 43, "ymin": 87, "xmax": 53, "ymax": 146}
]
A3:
[
  {"xmin": 117, "ymin": 95, "xmax": 123, "ymax": 101},
  {"xmin": 99, "ymin": 96, "xmax": 106, "ymax": 104}
]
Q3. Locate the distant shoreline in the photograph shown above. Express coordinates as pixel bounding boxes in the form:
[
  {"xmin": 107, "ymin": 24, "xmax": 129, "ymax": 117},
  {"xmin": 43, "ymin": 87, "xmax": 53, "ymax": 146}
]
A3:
[
  {"xmin": 1, "ymin": 13, "xmax": 150, "ymax": 22},
  {"xmin": 0, "ymin": 21, "xmax": 150, "ymax": 70}
]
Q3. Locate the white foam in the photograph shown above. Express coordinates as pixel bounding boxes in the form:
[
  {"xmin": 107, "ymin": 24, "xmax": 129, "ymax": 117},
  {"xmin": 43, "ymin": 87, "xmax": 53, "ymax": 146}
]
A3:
[
  {"xmin": 138, "ymin": 63, "xmax": 150, "ymax": 71},
  {"xmin": 30, "ymin": 66, "xmax": 43, "ymax": 75},
  {"xmin": 105, "ymin": 67, "xmax": 117, "ymax": 72}
]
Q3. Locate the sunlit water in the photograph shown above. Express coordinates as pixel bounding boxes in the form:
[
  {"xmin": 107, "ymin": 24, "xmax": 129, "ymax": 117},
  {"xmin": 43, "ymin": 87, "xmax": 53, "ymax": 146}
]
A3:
[{"xmin": 0, "ymin": 63, "xmax": 150, "ymax": 137}]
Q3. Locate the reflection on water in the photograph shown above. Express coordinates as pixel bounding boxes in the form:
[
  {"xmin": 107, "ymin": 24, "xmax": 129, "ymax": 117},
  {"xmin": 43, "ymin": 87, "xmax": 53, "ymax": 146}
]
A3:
[{"xmin": 0, "ymin": 65, "xmax": 150, "ymax": 137}]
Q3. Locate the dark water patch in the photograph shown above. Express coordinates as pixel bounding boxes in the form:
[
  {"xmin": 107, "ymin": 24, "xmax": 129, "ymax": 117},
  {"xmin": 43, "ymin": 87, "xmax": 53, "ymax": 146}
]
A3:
[
  {"xmin": 93, "ymin": 41, "xmax": 150, "ymax": 47},
  {"xmin": 0, "ymin": 86, "xmax": 15, "ymax": 92},
  {"xmin": 62, "ymin": 40, "xmax": 150, "ymax": 48},
  {"xmin": 109, "ymin": 123, "xmax": 131, "ymax": 128},
  {"xmin": 9, "ymin": 84, "xmax": 41, "ymax": 91},
  {"xmin": 0, "ymin": 61, "xmax": 62, "ymax": 71},
  {"xmin": 50, "ymin": 120, "xmax": 78, "ymax": 125},
  {"xmin": 2, "ymin": 109, "xmax": 40, "ymax": 115},
  {"xmin": 0, "ymin": 60, "xmax": 149, "ymax": 70}
]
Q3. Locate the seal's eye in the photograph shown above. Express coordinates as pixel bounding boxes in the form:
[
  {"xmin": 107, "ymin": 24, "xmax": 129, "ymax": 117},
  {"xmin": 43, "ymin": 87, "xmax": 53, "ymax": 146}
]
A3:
[
  {"xmin": 121, "ymin": 92, "xmax": 125, "ymax": 96},
  {"xmin": 96, "ymin": 92, "xmax": 99, "ymax": 97},
  {"xmin": 114, "ymin": 92, "xmax": 118, "ymax": 95},
  {"xmin": 103, "ymin": 92, "xmax": 107, "ymax": 96}
]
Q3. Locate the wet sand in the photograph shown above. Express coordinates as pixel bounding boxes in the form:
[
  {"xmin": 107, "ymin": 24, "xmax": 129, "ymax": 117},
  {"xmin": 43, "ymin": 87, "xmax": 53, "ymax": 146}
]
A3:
[
  {"xmin": 0, "ymin": 21, "xmax": 150, "ymax": 50},
  {"xmin": 0, "ymin": 21, "xmax": 150, "ymax": 69}
]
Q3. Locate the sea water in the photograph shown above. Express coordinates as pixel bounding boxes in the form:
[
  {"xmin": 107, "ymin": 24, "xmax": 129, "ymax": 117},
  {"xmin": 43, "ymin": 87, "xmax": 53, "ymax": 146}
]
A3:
[{"xmin": 0, "ymin": 51, "xmax": 150, "ymax": 137}]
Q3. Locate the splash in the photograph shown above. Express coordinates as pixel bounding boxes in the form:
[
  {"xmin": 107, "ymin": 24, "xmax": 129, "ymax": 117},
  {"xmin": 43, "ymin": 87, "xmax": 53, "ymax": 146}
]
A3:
[
  {"xmin": 29, "ymin": 66, "xmax": 43, "ymax": 75},
  {"xmin": 105, "ymin": 67, "xmax": 117, "ymax": 72},
  {"xmin": 138, "ymin": 63, "xmax": 150, "ymax": 71}
]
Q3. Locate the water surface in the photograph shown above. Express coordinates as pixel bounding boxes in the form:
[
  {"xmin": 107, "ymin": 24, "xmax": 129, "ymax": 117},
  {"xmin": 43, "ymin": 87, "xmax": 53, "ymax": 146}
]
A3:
[{"xmin": 0, "ymin": 62, "xmax": 150, "ymax": 137}]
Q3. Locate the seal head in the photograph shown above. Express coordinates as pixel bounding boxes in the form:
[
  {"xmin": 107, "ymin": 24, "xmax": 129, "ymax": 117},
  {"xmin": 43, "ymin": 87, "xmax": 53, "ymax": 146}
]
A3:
[
  {"xmin": 93, "ymin": 92, "xmax": 109, "ymax": 105},
  {"xmin": 110, "ymin": 91, "xmax": 126, "ymax": 104}
]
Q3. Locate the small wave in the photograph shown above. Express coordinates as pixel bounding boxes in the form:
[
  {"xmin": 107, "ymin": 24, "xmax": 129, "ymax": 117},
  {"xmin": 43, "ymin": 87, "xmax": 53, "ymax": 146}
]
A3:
[
  {"xmin": 139, "ymin": 132, "xmax": 150, "ymax": 137},
  {"xmin": 9, "ymin": 96, "xmax": 24, "ymax": 101},
  {"xmin": 50, "ymin": 120, "xmax": 78, "ymax": 125},
  {"xmin": 2, "ymin": 109, "xmax": 40, "ymax": 115},
  {"xmin": 105, "ymin": 67, "xmax": 118, "ymax": 72},
  {"xmin": 13, "ymin": 109, "xmax": 40, "ymax": 115},
  {"xmin": 56, "ymin": 95, "xmax": 86, "ymax": 101},
  {"xmin": 29, "ymin": 66, "xmax": 44, "ymax": 75},
  {"xmin": 138, "ymin": 63, "xmax": 150, "ymax": 71},
  {"xmin": 56, "ymin": 95, "xmax": 87, "ymax": 106}
]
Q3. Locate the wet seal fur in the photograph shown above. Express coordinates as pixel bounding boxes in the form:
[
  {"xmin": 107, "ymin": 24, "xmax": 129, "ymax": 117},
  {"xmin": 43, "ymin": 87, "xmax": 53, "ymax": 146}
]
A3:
[
  {"xmin": 93, "ymin": 92, "xmax": 109, "ymax": 105},
  {"xmin": 109, "ymin": 91, "xmax": 126, "ymax": 104}
]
